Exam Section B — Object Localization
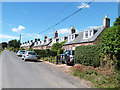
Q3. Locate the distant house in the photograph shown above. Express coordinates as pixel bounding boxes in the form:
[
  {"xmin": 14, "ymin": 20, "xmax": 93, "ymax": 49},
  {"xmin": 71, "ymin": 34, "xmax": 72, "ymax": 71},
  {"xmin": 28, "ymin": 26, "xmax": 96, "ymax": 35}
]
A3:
[{"xmin": 62, "ymin": 15, "xmax": 110, "ymax": 51}]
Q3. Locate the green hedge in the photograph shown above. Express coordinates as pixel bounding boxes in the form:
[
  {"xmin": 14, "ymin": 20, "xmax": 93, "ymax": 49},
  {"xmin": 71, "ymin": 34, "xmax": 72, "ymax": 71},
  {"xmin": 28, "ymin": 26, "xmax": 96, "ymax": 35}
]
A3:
[
  {"xmin": 34, "ymin": 49, "xmax": 57, "ymax": 58},
  {"xmin": 74, "ymin": 45, "xmax": 101, "ymax": 68}
]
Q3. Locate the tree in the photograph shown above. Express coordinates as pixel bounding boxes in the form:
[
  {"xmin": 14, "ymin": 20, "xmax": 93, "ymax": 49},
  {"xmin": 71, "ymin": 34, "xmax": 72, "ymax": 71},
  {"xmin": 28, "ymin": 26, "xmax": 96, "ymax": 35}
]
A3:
[
  {"xmin": 57, "ymin": 48, "xmax": 64, "ymax": 55},
  {"xmin": 100, "ymin": 16, "xmax": 120, "ymax": 69},
  {"xmin": 51, "ymin": 41, "xmax": 66, "ymax": 51},
  {"xmin": 1, "ymin": 42, "xmax": 7, "ymax": 49},
  {"xmin": 114, "ymin": 16, "xmax": 120, "ymax": 26},
  {"xmin": 8, "ymin": 39, "xmax": 20, "ymax": 48}
]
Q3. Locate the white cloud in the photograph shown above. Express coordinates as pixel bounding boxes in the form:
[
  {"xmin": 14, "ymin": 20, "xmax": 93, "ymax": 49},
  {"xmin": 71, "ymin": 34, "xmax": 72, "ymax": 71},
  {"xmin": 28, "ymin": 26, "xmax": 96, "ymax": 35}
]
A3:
[
  {"xmin": 0, "ymin": 34, "xmax": 19, "ymax": 39},
  {"xmin": 87, "ymin": 26, "xmax": 100, "ymax": 29},
  {"xmin": 57, "ymin": 28, "xmax": 71, "ymax": 35},
  {"xmin": 57, "ymin": 28, "xmax": 79, "ymax": 35},
  {"xmin": 12, "ymin": 25, "xmax": 25, "ymax": 32},
  {"xmin": 21, "ymin": 33, "xmax": 42, "ymax": 39},
  {"xmin": 18, "ymin": 25, "xmax": 25, "ymax": 31},
  {"xmin": 77, "ymin": 3, "xmax": 90, "ymax": 9},
  {"xmin": 12, "ymin": 28, "xmax": 18, "ymax": 32}
]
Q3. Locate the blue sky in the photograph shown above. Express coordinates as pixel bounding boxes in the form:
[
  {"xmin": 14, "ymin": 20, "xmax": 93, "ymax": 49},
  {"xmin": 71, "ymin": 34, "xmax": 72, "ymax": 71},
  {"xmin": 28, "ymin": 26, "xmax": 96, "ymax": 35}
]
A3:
[{"xmin": 1, "ymin": 2, "xmax": 118, "ymax": 43}]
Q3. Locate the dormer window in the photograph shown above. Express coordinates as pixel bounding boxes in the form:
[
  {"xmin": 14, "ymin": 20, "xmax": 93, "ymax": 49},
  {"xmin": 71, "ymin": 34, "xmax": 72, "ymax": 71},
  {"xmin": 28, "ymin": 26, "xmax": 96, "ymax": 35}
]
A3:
[
  {"xmin": 72, "ymin": 35, "xmax": 74, "ymax": 39},
  {"xmin": 85, "ymin": 31, "xmax": 88, "ymax": 38},
  {"xmin": 89, "ymin": 30, "xmax": 92, "ymax": 36}
]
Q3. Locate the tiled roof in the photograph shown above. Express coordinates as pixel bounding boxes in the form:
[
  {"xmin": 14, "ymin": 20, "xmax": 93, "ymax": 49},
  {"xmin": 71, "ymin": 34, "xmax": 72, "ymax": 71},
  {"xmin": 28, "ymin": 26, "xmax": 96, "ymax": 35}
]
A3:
[
  {"xmin": 41, "ymin": 41, "xmax": 52, "ymax": 46},
  {"xmin": 63, "ymin": 26, "xmax": 105, "ymax": 45}
]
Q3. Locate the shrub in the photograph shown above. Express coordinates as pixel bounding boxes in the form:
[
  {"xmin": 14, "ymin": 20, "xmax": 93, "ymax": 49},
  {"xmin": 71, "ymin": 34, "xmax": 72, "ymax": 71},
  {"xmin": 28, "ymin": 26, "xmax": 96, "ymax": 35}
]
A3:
[
  {"xmin": 34, "ymin": 49, "xmax": 57, "ymax": 57},
  {"xmin": 57, "ymin": 49, "xmax": 63, "ymax": 55},
  {"xmin": 74, "ymin": 45, "xmax": 101, "ymax": 68}
]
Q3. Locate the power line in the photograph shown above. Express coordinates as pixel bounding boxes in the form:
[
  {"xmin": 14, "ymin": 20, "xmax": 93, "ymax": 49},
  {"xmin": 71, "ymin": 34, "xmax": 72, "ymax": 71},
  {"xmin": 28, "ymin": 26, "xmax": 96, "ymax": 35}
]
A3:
[{"xmin": 39, "ymin": 0, "xmax": 94, "ymax": 34}]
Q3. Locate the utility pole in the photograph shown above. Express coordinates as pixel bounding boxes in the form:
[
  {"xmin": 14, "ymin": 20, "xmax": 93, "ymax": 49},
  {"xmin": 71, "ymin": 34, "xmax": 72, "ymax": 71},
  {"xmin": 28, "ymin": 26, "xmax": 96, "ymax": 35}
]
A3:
[{"xmin": 20, "ymin": 34, "xmax": 21, "ymax": 45}]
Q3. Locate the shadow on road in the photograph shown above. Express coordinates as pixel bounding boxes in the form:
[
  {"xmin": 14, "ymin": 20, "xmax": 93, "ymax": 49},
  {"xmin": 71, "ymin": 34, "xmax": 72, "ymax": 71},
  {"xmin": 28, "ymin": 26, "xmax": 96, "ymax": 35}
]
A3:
[{"xmin": 25, "ymin": 60, "xmax": 42, "ymax": 63}]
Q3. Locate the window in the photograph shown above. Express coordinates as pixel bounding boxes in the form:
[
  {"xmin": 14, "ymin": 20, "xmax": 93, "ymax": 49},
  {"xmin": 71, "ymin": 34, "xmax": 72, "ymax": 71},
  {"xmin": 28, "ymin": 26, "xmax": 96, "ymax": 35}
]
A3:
[
  {"xmin": 68, "ymin": 46, "xmax": 69, "ymax": 50},
  {"xmin": 28, "ymin": 52, "xmax": 36, "ymax": 55},
  {"xmin": 85, "ymin": 31, "xmax": 88, "ymax": 38},
  {"xmin": 70, "ymin": 50, "xmax": 75, "ymax": 55},
  {"xmin": 72, "ymin": 35, "xmax": 74, "ymax": 39},
  {"xmin": 69, "ymin": 35, "xmax": 71, "ymax": 40},
  {"xmin": 89, "ymin": 30, "xmax": 92, "ymax": 36},
  {"xmin": 73, "ymin": 45, "xmax": 75, "ymax": 47}
]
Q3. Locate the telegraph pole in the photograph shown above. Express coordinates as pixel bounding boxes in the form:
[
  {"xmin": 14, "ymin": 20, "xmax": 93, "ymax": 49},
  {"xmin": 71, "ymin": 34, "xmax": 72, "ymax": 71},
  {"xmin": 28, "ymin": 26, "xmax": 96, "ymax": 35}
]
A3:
[{"xmin": 20, "ymin": 34, "xmax": 21, "ymax": 45}]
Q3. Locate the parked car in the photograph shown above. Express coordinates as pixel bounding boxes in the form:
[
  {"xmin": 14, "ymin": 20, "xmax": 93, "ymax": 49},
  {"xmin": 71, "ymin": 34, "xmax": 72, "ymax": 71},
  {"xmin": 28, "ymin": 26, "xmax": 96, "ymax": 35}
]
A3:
[
  {"xmin": 60, "ymin": 50, "xmax": 75, "ymax": 65},
  {"xmin": 17, "ymin": 50, "xmax": 25, "ymax": 57},
  {"xmin": 22, "ymin": 51, "xmax": 38, "ymax": 61}
]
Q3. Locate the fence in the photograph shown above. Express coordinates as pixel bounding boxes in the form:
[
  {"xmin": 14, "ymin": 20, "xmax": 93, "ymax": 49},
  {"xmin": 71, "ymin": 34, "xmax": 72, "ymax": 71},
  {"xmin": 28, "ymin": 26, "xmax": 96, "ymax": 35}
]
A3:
[{"xmin": 40, "ymin": 56, "xmax": 61, "ymax": 65}]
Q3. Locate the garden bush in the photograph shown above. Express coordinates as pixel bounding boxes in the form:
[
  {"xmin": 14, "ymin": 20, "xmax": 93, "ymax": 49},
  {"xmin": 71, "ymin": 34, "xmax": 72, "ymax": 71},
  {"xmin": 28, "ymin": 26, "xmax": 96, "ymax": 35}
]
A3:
[
  {"xmin": 57, "ymin": 49, "xmax": 63, "ymax": 55},
  {"xmin": 74, "ymin": 45, "xmax": 101, "ymax": 68},
  {"xmin": 34, "ymin": 49, "xmax": 57, "ymax": 57}
]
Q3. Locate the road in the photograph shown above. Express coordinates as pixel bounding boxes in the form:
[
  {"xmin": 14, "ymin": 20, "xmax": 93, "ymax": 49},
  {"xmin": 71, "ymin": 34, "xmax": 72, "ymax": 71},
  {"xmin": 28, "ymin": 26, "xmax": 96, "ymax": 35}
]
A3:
[{"xmin": 2, "ymin": 50, "xmax": 88, "ymax": 88}]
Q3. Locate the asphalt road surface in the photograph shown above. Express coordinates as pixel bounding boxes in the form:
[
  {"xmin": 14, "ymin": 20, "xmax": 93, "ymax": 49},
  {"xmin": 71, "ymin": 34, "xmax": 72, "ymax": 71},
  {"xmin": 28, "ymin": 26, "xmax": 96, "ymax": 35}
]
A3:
[{"xmin": 2, "ymin": 50, "xmax": 88, "ymax": 88}]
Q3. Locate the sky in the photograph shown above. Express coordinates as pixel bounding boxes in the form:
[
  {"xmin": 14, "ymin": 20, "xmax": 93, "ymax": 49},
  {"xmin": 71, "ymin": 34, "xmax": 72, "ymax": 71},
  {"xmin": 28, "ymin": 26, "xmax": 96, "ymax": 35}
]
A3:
[{"xmin": 1, "ymin": 1, "xmax": 118, "ymax": 43}]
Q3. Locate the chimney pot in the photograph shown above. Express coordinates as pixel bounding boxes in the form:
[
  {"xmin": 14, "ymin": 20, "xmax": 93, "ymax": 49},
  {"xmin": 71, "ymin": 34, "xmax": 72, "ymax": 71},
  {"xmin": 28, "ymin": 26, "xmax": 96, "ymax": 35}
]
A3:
[
  {"xmin": 54, "ymin": 31, "xmax": 58, "ymax": 38},
  {"xmin": 71, "ymin": 25, "xmax": 76, "ymax": 34},
  {"xmin": 105, "ymin": 15, "xmax": 108, "ymax": 18},
  {"xmin": 38, "ymin": 39, "xmax": 40, "ymax": 41},
  {"xmin": 44, "ymin": 35, "xmax": 47, "ymax": 40},
  {"xmin": 35, "ymin": 38, "xmax": 37, "ymax": 42},
  {"xmin": 103, "ymin": 15, "xmax": 110, "ymax": 28}
]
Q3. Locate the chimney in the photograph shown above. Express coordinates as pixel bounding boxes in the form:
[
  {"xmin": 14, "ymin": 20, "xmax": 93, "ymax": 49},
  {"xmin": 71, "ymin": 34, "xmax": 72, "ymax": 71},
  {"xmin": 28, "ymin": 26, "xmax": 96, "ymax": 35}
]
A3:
[
  {"xmin": 44, "ymin": 35, "xmax": 47, "ymax": 40},
  {"xmin": 54, "ymin": 31, "xmax": 58, "ymax": 38},
  {"xmin": 31, "ymin": 40, "xmax": 33, "ymax": 42},
  {"xmin": 71, "ymin": 25, "xmax": 76, "ymax": 34},
  {"xmin": 103, "ymin": 15, "xmax": 110, "ymax": 28},
  {"xmin": 35, "ymin": 38, "xmax": 37, "ymax": 42},
  {"xmin": 38, "ymin": 38, "xmax": 40, "ymax": 41},
  {"xmin": 27, "ymin": 40, "xmax": 29, "ymax": 43}
]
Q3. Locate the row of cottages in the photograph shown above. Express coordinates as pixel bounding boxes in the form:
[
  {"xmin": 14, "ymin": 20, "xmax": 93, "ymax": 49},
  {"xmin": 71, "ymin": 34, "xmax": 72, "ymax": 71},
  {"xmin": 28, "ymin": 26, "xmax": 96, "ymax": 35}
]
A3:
[
  {"xmin": 62, "ymin": 15, "xmax": 110, "ymax": 51},
  {"xmin": 20, "ymin": 25, "xmax": 79, "ymax": 49},
  {"xmin": 20, "ymin": 15, "xmax": 110, "ymax": 50}
]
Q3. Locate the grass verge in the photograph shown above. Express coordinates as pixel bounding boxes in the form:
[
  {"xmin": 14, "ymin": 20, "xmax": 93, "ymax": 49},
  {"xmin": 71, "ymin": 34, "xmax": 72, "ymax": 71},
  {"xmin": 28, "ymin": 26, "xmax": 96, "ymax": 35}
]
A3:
[{"xmin": 70, "ymin": 64, "xmax": 120, "ymax": 88}]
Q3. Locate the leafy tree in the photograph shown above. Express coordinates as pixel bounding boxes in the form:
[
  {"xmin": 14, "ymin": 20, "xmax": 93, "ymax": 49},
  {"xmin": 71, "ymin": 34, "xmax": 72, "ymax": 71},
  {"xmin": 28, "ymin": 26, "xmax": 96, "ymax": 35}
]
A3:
[
  {"xmin": 57, "ymin": 48, "xmax": 64, "ymax": 55},
  {"xmin": 114, "ymin": 16, "xmax": 120, "ymax": 26},
  {"xmin": 51, "ymin": 41, "xmax": 66, "ymax": 51},
  {"xmin": 100, "ymin": 26, "xmax": 120, "ymax": 56},
  {"xmin": 8, "ymin": 39, "xmax": 20, "ymax": 48},
  {"xmin": 100, "ymin": 16, "xmax": 120, "ymax": 69},
  {"xmin": 1, "ymin": 42, "xmax": 7, "ymax": 49}
]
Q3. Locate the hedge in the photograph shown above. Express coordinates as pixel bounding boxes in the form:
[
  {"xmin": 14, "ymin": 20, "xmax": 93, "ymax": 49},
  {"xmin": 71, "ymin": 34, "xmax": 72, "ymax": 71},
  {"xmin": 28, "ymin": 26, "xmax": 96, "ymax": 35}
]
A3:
[
  {"xmin": 74, "ymin": 45, "xmax": 101, "ymax": 68},
  {"xmin": 34, "ymin": 49, "xmax": 57, "ymax": 58}
]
